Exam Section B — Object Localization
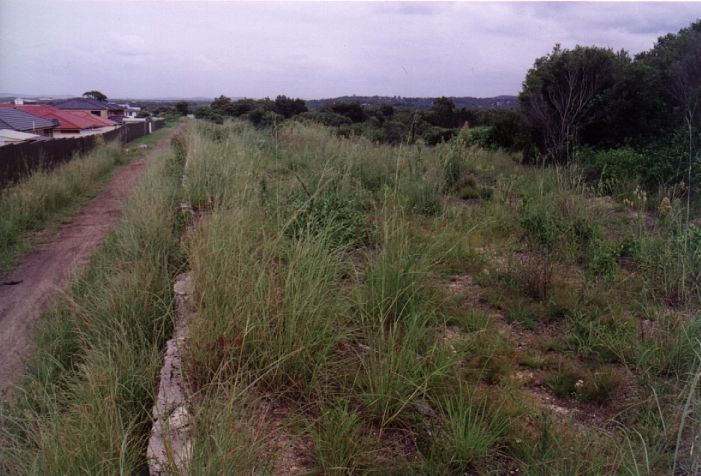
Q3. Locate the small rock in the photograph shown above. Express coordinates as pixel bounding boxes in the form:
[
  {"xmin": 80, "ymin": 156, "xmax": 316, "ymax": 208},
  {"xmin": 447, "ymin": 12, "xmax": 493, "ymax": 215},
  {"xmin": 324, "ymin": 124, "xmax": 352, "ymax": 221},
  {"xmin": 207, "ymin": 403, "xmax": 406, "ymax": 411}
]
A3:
[
  {"xmin": 415, "ymin": 399, "xmax": 435, "ymax": 416},
  {"xmin": 173, "ymin": 274, "xmax": 193, "ymax": 296}
]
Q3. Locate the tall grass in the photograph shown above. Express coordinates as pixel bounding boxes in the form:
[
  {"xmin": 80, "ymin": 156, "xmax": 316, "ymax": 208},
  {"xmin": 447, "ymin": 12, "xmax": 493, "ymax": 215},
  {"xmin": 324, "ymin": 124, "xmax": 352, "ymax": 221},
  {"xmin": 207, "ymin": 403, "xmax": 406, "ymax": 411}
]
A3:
[
  {"xmin": 15, "ymin": 118, "xmax": 692, "ymax": 473},
  {"xmin": 0, "ymin": 145, "xmax": 185, "ymax": 474},
  {"xmin": 0, "ymin": 140, "xmax": 125, "ymax": 270}
]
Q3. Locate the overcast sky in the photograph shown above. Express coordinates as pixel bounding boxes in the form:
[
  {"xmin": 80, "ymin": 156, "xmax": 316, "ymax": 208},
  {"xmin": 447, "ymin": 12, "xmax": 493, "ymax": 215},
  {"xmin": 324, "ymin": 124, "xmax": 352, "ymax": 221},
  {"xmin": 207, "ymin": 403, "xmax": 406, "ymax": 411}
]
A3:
[{"xmin": 1, "ymin": 1, "xmax": 700, "ymax": 99}]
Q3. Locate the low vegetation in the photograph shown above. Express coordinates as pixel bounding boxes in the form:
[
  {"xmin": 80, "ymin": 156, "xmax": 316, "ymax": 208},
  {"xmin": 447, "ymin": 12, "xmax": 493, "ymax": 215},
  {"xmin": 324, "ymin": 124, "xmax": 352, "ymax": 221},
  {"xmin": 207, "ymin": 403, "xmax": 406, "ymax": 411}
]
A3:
[
  {"xmin": 0, "ymin": 139, "xmax": 124, "ymax": 271},
  {"xmin": 0, "ymin": 142, "xmax": 185, "ymax": 473},
  {"xmin": 0, "ymin": 122, "xmax": 178, "ymax": 272},
  {"xmin": 0, "ymin": 110, "xmax": 698, "ymax": 473},
  {"xmin": 162, "ymin": 120, "xmax": 701, "ymax": 472},
  {"xmin": 1, "ymin": 19, "xmax": 699, "ymax": 476}
]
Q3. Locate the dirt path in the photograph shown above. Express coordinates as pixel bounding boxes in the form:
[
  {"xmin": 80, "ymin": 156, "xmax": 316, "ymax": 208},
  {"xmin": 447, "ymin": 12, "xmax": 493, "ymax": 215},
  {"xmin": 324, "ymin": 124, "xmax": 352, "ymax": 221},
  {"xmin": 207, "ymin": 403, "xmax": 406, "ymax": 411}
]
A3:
[{"xmin": 0, "ymin": 126, "xmax": 180, "ymax": 399}]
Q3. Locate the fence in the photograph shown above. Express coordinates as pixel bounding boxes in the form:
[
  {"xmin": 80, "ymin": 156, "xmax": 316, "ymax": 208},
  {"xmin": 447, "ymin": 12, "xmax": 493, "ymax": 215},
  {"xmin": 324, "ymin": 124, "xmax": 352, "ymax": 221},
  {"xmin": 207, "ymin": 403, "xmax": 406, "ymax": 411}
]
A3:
[
  {"xmin": 152, "ymin": 118, "xmax": 165, "ymax": 132},
  {"xmin": 0, "ymin": 118, "xmax": 167, "ymax": 188}
]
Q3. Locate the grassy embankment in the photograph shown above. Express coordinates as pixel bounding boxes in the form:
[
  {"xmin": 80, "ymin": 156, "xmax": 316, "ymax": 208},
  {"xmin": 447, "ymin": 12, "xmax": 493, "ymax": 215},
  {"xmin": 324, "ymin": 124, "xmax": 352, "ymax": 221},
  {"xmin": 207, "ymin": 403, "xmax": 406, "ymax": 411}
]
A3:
[
  {"xmin": 0, "ymin": 121, "xmax": 178, "ymax": 272},
  {"xmin": 1, "ymin": 118, "xmax": 698, "ymax": 474},
  {"xmin": 0, "ymin": 135, "xmax": 186, "ymax": 473},
  {"xmin": 177, "ymin": 120, "xmax": 700, "ymax": 474}
]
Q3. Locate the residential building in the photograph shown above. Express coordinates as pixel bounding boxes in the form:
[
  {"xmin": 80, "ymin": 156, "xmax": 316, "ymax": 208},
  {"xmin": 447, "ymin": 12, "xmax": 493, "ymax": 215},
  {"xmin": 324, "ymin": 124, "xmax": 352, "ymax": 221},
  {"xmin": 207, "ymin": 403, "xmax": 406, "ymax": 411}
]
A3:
[
  {"xmin": 0, "ymin": 129, "xmax": 44, "ymax": 146},
  {"xmin": 53, "ymin": 98, "xmax": 125, "ymax": 119},
  {"xmin": 0, "ymin": 104, "xmax": 118, "ymax": 137},
  {"xmin": 119, "ymin": 103, "xmax": 142, "ymax": 118},
  {"xmin": 0, "ymin": 108, "xmax": 56, "ymax": 136}
]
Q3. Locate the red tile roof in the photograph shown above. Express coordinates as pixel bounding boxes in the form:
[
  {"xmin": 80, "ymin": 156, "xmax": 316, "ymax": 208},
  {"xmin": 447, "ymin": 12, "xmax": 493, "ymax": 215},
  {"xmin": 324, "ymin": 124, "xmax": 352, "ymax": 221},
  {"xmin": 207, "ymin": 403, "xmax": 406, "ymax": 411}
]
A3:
[
  {"xmin": 70, "ymin": 110, "xmax": 118, "ymax": 127},
  {"xmin": 0, "ymin": 104, "xmax": 109, "ymax": 130}
]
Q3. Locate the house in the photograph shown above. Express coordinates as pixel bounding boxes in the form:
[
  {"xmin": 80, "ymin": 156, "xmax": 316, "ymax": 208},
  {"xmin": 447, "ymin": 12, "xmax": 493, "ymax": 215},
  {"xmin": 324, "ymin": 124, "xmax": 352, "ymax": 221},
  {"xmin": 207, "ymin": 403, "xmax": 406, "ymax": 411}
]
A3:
[
  {"xmin": 0, "ymin": 108, "xmax": 57, "ymax": 136},
  {"xmin": 69, "ymin": 110, "xmax": 119, "ymax": 128},
  {"xmin": 53, "ymin": 98, "xmax": 125, "ymax": 119},
  {"xmin": 118, "ymin": 103, "xmax": 141, "ymax": 119},
  {"xmin": 0, "ymin": 129, "xmax": 45, "ymax": 146},
  {"xmin": 0, "ymin": 104, "xmax": 118, "ymax": 137}
]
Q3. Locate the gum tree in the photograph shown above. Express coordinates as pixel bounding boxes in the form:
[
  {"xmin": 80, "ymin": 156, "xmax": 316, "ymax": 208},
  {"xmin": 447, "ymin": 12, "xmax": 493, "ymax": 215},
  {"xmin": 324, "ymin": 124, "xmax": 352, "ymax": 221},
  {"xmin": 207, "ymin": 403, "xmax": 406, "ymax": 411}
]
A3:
[{"xmin": 519, "ymin": 45, "xmax": 621, "ymax": 163}]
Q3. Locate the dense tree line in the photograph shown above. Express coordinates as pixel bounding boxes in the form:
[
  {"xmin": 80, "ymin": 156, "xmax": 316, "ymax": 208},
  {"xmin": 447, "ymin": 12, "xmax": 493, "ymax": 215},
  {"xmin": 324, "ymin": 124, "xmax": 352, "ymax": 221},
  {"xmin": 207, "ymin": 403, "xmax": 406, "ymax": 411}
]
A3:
[
  {"xmin": 520, "ymin": 20, "xmax": 701, "ymax": 188},
  {"xmin": 305, "ymin": 95, "xmax": 518, "ymax": 110},
  {"xmin": 195, "ymin": 92, "xmax": 526, "ymax": 148},
  {"xmin": 196, "ymin": 95, "xmax": 307, "ymax": 126},
  {"xmin": 195, "ymin": 20, "xmax": 699, "ymax": 191}
]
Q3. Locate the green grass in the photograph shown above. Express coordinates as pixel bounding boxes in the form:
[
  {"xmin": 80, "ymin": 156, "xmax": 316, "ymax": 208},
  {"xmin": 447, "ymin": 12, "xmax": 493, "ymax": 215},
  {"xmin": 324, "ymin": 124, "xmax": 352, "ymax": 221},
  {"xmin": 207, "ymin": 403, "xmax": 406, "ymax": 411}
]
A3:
[
  {"xmin": 2, "ymin": 118, "xmax": 699, "ymax": 473},
  {"xmin": 426, "ymin": 386, "xmax": 509, "ymax": 471},
  {"xmin": 0, "ymin": 121, "xmax": 181, "ymax": 273},
  {"xmin": 123, "ymin": 119, "xmax": 180, "ymax": 157},
  {"xmin": 175, "ymin": 120, "xmax": 701, "ymax": 473},
  {"xmin": 0, "ymin": 140, "xmax": 125, "ymax": 272},
  {"xmin": 0, "ymin": 143, "xmax": 185, "ymax": 474}
]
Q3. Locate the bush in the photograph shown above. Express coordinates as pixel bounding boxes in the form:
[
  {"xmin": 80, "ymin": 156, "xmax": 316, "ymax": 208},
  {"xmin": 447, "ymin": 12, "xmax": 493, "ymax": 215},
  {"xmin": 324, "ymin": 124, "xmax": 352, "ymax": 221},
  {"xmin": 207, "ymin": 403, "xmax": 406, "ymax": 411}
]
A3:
[
  {"xmin": 581, "ymin": 147, "xmax": 646, "ymax": 188},
  {"xmin": 463, "ymin": 127, "xmax": 492, "ymax": 149},
  {"xmin": 297, "ymin": 111, "xmax": 352, "ymax": 128},
  {"xmin": 585, "ymin": 240, "xmax": 618, "ymax": 280},
  {"xmin": 246, "ymin": 108, "xmax": 283, "ymax": 128},
  {"xmin": 520, "ymin": 206, "xmax": 560, "ymax": 250},
  {"xmin": 423, "ymin": 127, "xmax": 456, "ymax": 146}
]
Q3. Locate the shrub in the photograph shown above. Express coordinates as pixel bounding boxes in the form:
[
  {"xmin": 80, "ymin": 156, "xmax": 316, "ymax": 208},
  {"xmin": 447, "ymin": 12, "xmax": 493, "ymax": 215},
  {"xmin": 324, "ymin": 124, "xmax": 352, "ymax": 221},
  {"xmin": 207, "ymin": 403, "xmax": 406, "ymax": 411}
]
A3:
[
  {"xmin": 297, "ymin": 111, "xmax": 352, "ymax": 128},
  {"xmin": 520, "ymin": 207, "xmax": 559, "ymax": 250},
  {"xmin": 423, "ymin": 127, "xmax": 456, "ymax": 146},
  {"xmin": 585, "ymin": 240, "xmax": 618, "ymax": 280},
  {"xmin": 581, "ymin": 147, "xmax": 646, "ymax": 189},
  {"xmin": 464, "ymin": 126, "xmax": 492, "ymax": 149}
]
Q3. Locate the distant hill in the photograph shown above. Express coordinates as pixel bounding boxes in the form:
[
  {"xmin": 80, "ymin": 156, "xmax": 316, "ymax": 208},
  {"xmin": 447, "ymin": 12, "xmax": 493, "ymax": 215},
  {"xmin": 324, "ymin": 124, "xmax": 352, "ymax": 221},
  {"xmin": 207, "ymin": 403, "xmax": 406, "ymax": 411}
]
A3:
[
  {"xmin": 1, "ymin": 93, "xmax": 520, "ymax": 110},
  {"xmin": 306, "ymin": 95, "xmax": 519, "ymax": 111}
]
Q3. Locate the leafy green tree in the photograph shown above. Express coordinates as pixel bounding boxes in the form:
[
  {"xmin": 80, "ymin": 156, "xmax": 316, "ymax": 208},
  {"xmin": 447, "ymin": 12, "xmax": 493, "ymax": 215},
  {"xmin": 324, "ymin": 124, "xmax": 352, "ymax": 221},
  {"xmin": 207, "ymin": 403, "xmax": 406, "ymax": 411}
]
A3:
[
  {"xmin": 83, "ymin": 90, "xmax": 107, "ymax": 101},
  {"xmin": 175, "ymin": 100, "xmax": 190, "ymax": 116},
  {"xmin": 379, "ymin": 104, "xmax": 394, "ymax": 118},
  {"xmin": 322, "ymin": 102, "xmax": 366, "ymax": 123},
  {"xmin": 520, "ymin": 45, "xmax": 621, "ymax": 163},
  {"xmin": 273, "ymin": 95, "xmax": 307, "ymax": 118},
  {"xmin": 430, "ymin": 97, "xmax": 457, "ymax": 128}
]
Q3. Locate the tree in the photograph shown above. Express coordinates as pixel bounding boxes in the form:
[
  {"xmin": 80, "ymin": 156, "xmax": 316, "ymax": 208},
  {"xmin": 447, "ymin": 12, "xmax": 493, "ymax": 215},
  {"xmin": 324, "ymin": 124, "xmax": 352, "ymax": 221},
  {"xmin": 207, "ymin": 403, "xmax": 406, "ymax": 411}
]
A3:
[
  {"xmin": 520, "ymin": 45, "xmax": 620, "ymax": 163},
  {"xmin": 322, "ymin": 102, "xmax": 366, "ymax": 123},
  {"xmin": 430, "ymin": 97, "xmax": 457, "ymax": 128},
  {"xmin": 83, "ymin": 90, "xmax": 107, "ymax": 101},
  {"xmin": 211, "ymin": 95, "xmax": 233, "ymax": 115},
  {"xmin": 379, "ymin": 104, "xmax": 394, "ymax": 118},
  {"xmin": 175, "ymin": 101, "xmax": 190, "ymax": 116},
  {"xmin": 273, "ymin": 95, "xmax": 307, "ymax": 118}
]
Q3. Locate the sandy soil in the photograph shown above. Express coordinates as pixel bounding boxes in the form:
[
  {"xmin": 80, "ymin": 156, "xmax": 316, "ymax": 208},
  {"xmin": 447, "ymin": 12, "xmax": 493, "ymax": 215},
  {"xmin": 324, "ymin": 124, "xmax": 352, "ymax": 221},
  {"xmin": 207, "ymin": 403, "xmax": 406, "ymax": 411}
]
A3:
[{"xmin": 0, "ymin": 127, "xmax": 179, "ymax": 399}]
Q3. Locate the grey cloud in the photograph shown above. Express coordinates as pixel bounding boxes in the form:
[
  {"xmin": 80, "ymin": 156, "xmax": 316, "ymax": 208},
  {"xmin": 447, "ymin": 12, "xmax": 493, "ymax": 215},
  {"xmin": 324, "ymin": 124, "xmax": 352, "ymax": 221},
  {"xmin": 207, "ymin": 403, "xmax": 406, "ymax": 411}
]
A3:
[{"xmin": 0, "ymin": 1, "xmax": 700, "ymax": 99}]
